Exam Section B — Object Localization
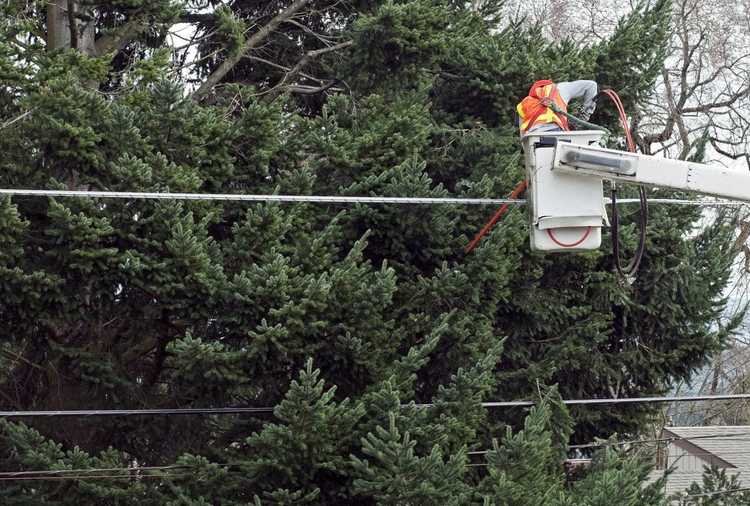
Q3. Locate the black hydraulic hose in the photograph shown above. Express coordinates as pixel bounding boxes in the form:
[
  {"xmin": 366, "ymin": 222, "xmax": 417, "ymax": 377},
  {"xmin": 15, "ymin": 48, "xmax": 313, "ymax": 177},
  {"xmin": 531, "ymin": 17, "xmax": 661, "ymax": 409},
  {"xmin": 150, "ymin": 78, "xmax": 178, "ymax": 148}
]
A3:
[{"xmin": 611, "ymin": 185, "xmax": 648, "ymax": 279}]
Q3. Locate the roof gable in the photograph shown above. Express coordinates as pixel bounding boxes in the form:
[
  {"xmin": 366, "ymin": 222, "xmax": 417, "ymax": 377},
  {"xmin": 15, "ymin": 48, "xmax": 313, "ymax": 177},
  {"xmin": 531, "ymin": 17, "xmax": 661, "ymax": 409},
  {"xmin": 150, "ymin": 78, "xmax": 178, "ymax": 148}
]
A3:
[{"xmin": 664, "ymin": 426, "xmax": 750, "ymax": 471}]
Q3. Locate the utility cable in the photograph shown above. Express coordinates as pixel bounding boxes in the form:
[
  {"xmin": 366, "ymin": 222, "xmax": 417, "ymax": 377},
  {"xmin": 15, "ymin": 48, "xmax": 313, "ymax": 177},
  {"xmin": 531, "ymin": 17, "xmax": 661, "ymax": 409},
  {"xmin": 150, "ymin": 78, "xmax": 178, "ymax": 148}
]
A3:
[
  {"xmin": 0, "ymin": 473, "xmax": 191, "ymax": 481},
  {"xmin": 466, "ymin": 431, "xmax": 750, "ymax": 458},
  {"xmin": 0, "ymin": 463, "xmax": 244, "ymax": 482},
  {"xmin": 681, "ymin": 487, "xmax": 750, "ymax": 499},
  {"xmin": 0, "ymin": 407, "xmax": 275, "ymax": 417},
  {"xmin": 0, "ymin": 189, "xmax": 744, "ymax": 208},
  {"xmin": 0, "ymin": 465, "xmax": 193, "ymax": 477},
  {"xmin": 0, "ymin": 189, "xmax": 510, "ymax": 206},
  {"xmin": 7, "ymin": 433, "xmax": 750, "ymax": 481},
  {"xmin": 570, "ymin": 430, "xmax": 750, "ymax": 450},
  {"xmin": 6, "ymin": 393, "xmax": 750, "ymax": 418}
]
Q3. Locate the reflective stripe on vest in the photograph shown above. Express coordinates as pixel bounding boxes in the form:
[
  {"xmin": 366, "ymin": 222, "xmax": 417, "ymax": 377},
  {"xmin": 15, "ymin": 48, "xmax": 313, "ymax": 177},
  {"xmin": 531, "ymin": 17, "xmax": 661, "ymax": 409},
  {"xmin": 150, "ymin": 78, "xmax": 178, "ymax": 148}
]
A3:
[{"xmin": 517, "ymin": 84, "xmax": 569, "ymax": 134}]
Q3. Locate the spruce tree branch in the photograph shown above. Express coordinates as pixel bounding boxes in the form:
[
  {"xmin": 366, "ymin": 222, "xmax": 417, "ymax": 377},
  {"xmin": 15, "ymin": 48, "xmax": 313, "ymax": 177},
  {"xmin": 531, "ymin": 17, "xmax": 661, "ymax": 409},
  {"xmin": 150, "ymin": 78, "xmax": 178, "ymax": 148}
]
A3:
[{"xmin": 191, "ymin": 0, "xmax": 314, "ymax": 101}]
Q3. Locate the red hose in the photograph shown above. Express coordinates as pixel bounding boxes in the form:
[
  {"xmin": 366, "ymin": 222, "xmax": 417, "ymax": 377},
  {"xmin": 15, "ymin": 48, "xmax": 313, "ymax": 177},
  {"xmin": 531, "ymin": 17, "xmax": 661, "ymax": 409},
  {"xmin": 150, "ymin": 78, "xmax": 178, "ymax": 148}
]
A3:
[
  {"xmin": 465, "ymin": 179, "xmax": 527, "ymax": 254},
  {"xmin": 546, "ymin": 227, "xmax": 593, "ymax": 248},
  {"xmin": 602, "ymin": 88, "xmax": 648, "ymax": 277},
  {"xmin": 603, "ymin": 89, "xmax": 635, "ymax": 151}
]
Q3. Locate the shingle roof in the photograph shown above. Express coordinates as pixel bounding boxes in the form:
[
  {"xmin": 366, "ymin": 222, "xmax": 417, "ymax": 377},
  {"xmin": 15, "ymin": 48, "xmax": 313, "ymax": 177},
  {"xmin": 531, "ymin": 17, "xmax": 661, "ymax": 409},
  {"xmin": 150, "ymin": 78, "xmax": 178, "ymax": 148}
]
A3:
[
  {"xmin": 646, "ymin": 470, "xmax": 741, "ymax": 498},
  {"xmin": 665, "ymin": 426, "xmax": 750, "ymax": 471}
]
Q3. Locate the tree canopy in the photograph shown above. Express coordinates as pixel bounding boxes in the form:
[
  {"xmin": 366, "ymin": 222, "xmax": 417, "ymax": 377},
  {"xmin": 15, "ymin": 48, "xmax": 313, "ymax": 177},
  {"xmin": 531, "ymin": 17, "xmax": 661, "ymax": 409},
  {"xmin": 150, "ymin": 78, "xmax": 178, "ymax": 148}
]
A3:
[{"xmin": 0, "ymin": 0, "xmax": 743, "ymax": 502}]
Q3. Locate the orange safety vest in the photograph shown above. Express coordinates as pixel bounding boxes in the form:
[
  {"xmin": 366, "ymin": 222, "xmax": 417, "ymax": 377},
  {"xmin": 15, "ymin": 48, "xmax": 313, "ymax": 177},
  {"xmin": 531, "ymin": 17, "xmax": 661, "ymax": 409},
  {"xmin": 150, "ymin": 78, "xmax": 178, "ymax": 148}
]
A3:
[{"xmin": 516, "ymin": 80, "xmax": 570, "ymax": 134}]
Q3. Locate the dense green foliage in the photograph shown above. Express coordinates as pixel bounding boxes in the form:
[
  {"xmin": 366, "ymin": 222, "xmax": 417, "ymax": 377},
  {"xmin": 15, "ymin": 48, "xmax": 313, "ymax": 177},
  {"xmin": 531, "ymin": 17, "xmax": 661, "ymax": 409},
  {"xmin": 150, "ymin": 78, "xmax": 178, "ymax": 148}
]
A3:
[{"xmin": 0, "ymin": 0, "xmax": 741, "ymax": 502}]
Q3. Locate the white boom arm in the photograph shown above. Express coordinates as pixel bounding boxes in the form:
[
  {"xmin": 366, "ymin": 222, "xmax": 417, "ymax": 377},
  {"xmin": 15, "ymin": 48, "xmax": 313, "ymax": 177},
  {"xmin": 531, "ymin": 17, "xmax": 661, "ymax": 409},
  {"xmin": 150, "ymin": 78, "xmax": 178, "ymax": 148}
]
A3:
[
  {"xmin": 521, "ymin": 131, "xmax": 750, "ymax": 252},
  {"xmin": 553, "ymin": 142, "xmax": 750, "ymax": 201}
]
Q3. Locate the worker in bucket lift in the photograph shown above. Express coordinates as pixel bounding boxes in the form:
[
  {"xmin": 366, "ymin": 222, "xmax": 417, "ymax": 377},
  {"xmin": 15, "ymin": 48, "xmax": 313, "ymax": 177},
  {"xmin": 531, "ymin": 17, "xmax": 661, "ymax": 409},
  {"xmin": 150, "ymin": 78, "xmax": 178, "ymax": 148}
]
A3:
[{"xmin": 516, "ymin": 79, "xmax": 599, "ymax": 135}]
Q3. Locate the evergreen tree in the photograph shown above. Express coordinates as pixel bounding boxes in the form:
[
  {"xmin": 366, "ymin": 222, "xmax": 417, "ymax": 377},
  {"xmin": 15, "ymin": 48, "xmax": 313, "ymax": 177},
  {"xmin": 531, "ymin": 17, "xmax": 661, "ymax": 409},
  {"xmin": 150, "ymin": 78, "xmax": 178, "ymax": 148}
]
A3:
[{"xmin": 0, "ymin": 0, "xmax": 743, "ymax": 502}]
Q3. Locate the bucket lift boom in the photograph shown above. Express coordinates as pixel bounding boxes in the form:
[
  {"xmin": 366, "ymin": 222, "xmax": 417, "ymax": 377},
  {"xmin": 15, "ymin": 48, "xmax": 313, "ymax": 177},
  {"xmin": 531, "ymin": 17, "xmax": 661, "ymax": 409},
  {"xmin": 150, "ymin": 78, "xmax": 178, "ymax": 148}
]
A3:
[{"xmin": 522, "ymin": 131, "xmax": 750, "ymax": 252}]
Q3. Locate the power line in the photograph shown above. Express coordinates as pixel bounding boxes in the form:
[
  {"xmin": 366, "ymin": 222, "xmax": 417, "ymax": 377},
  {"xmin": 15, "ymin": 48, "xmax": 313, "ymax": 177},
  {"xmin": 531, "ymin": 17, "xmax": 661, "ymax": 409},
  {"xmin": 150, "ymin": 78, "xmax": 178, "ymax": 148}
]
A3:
[
  {"xmin": 611, "ymin": 198, "xmax": 745, "ymax": 206},
  {"xmin": 7, "ymin": 434, "xmax": 750, "ymax": 482},
  {"xmin": 472, "ymin": 393, "xmax": 750, "ymax": 409},
  {"xmin": 0, "ymin": 189, "xmax": 745, "ymax": 207},
  {"xmin": 0, "ymin": 473, "xmax": 191, "ymax": 482},
  {"xmin": 682, "ymin": 486, "xmax": 750, "ymax": 499},
  {"xmin": 0, "ymin": 407, "xmax": 274, "ymax": 417},
  {"xmin": 570, "ymin": 430, "xmax": 750, "ymax": 450},
  {"xmin": 0, "ymin": 465, "xmax": 187, "ymax": 477},
  {"xmin": 466, "ymin": 430, "xmax": 750, "ymax": 458},
  {"xmin": 0, "ymin": 189, "xmax": 513, "ymax": 205},
  {"xmin": 5, "ymin": 393, "xmax": 750, "ymax": 418},
  {"xmin": 0, "ymin": 463, "xmax": 242, "ymax": 482}
]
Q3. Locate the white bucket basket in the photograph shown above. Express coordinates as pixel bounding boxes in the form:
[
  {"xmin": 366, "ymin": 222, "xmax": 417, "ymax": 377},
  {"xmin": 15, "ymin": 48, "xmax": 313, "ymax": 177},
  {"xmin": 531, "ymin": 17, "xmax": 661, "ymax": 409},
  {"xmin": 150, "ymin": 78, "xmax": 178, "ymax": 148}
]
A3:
[{"xmin": 522, "ymin": 131, "xmax": 608, "ymax": 252}]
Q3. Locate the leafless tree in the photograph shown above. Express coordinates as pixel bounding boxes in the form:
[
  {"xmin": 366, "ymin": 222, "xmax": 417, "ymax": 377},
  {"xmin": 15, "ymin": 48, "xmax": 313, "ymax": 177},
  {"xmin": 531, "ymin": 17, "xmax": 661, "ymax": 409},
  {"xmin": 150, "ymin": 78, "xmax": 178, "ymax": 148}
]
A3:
[
  {"xmin": 634, "ymin": 0, "xmax": 750, "ymax": 165},
  {"xmin": 40, "ymin": 0, "xmax": 355, "ymax": 101}
]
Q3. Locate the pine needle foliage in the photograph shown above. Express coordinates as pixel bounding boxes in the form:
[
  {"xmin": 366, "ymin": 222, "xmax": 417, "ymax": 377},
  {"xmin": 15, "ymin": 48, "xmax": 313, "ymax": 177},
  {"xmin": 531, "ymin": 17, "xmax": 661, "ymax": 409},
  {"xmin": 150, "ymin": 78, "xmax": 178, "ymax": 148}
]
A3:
[{"xmin": 0, "ymin": 0, "xmax": 739, "ymax": 502}]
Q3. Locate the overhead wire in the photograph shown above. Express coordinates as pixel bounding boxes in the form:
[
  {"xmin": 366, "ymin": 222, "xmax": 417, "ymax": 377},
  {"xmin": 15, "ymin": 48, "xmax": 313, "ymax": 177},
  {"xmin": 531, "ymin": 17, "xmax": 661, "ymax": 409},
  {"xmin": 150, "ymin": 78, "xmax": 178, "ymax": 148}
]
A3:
[
  {"xmin": 0, "ymin": 464, "xmax": 233, "ymax": 482},
  {"xmin": 0, "ymin": 473, "xmax": 192, "ymax": 482},
  {"xmin": 465, "ymin": 430, "xmax": 750, "ymax": 469},
  {"xmin": 569, "ymin": 430, "xmax": 750, "ymax": 450},
  {"xmin": 465, "ymin": 431, "xmax": 750, "ymax": 456},
  {"xmin": 6, "ymin": 432, "xmax": 750, "ymax": 481},
  {"xmin": 0, "ymin": 189, "xmax": 511, "ymax": 205},
  {"xmin": 0, "ymin": 465, "xmax": 187, "ymax": 477},
  {"xmin": 680, "ymin": 487, "xmax": 750, "ymax": 499},
  {"xmin": 0, "ymin": 189, "xmax": 744, "ymax": 207},
  {"xmin": 6, "ymin": 393, "xmax": 750, "ymax": 418},
  {"xmin": 0, "ymin": 407, "xmax": 275, "ymax": 417}
]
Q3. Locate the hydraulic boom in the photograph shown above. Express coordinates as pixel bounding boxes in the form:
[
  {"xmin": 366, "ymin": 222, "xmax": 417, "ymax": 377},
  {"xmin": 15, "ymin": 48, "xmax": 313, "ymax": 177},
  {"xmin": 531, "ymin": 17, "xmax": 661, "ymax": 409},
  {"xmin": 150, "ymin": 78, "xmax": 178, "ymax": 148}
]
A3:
[{"xmin": 522, "ymin": 131, "xmax": 750, "ymax": 252}]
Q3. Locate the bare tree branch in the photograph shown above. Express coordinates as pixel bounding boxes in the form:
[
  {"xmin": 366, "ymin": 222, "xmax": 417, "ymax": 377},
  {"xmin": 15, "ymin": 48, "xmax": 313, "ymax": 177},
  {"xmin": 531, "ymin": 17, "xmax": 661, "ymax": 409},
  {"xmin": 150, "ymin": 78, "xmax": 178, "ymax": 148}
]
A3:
[
  {"xmin": 94, "ymin": 19, "xmax": 148, "ymax": 57},
  {"xmin": 246, "ymin": 55, "xmax": 326, "ymax": 84},
  {"xmin": 283, "ymin": 82, "xmax": 343, "ymax": 95},
  {"xmin": 191, "ymin": 0, "xmax": 314, "ymax": 101},
  {"xmin": 0, "ymin": 109, "xmax": 34, "ymax": 130},
  {"xmin": 734, "ymin": 220, "xmax": 750, "ymax": 251},
  {"xmin": 265, "ymin": 40, "xmax": 353, "ymax": 101},
  {"xmin": 682, "ymin": 85, "xmax": 750, "ymax": 113}
]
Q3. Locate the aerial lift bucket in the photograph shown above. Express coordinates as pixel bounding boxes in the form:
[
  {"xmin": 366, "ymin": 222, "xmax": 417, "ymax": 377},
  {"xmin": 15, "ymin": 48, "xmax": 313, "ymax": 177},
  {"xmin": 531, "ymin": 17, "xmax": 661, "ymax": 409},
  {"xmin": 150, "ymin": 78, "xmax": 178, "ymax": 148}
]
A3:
[{"xmin": 521, "ymin": 131, "xmax": 608, "ymax": 252}]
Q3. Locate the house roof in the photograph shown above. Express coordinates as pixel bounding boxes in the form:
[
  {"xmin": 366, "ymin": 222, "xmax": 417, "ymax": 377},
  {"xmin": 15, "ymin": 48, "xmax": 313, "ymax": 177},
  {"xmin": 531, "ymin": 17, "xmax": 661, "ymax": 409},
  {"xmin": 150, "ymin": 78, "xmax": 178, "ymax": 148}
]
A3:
[
  {"xmin": 664, "ymin": 426, "xmax": 750, "ymax": 471},
  {"xmin": 646, "ymin": 469, "xmax": 741, "ymax": 499}
]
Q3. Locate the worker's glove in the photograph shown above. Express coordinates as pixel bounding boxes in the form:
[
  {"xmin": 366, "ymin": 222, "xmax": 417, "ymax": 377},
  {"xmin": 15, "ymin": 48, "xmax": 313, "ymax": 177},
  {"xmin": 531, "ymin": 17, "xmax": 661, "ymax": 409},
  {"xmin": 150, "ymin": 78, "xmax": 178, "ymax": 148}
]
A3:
[{"xmin": 572, "ymin": 104, "xmax": 593, "ymax": 121}]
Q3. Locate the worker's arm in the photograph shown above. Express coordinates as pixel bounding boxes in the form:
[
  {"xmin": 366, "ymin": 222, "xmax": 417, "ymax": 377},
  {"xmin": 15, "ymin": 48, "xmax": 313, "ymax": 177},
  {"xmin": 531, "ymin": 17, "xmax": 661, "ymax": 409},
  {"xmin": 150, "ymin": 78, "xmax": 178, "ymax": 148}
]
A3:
[{"xmin": 557, "ymin": 80, "xmax": 598, "ymax": 120}]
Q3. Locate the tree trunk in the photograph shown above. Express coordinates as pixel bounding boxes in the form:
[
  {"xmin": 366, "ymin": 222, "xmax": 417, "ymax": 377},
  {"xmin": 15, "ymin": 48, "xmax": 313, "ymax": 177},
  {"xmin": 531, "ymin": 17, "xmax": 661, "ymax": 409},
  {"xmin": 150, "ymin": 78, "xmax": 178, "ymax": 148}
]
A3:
[
  {"xmin": 46, "ymin": 0, "xmax": 96, "ymax": 55},
  {"xmin": 710, "ymin": 352, "xmax": 723, "ymax": 394}
]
